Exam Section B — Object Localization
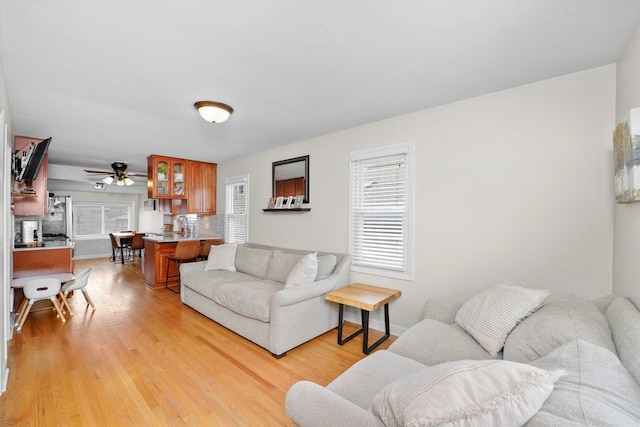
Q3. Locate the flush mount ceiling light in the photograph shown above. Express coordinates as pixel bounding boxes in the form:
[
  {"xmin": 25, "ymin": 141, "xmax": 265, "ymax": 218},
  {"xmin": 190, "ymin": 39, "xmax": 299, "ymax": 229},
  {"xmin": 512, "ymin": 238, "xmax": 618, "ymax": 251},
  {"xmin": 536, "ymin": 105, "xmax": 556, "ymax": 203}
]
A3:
[
  {"xmin": 94, "ymin": 182, "xmax": 106, "ymax": 190},
  {"xmin": 194, "ymin": 101, "xmax": 234, "ymax": 123}
]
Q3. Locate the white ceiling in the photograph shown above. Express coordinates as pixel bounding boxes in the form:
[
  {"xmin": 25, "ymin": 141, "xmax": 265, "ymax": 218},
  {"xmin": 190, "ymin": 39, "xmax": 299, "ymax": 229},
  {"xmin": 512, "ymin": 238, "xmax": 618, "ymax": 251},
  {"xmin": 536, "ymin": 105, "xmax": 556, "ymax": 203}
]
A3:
[{"xmin": 2, "ymin": 1, "xmax": 640, "ymax": 193}]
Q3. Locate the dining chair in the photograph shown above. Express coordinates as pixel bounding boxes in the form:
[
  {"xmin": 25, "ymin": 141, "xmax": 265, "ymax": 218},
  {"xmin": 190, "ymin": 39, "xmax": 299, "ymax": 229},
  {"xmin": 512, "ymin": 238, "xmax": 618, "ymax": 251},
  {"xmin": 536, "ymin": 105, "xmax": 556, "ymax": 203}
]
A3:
[
  {"xmin": 165, "ymin": 240, "xmax": 201, "ymax": 293},
  {"xmin": 109, "ymin": 233, "xmax": 125, "ymax": 263},
  {"xmin": 16, "ymin": 278, "xmax": 66, "ymax": 331},
  {"xmin": 58, "ymin": 268, "xmax": 95, "ymax": 316},
  {"xmin": 127, "ymin": 233, "xmax": 145, "ymax": 259}
]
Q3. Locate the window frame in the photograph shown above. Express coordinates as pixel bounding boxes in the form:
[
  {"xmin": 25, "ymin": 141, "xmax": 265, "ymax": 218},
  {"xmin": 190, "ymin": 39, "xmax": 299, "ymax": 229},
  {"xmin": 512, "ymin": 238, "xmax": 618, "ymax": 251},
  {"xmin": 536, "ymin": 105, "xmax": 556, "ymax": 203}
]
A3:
[
  {"xmin": 72, "ymin": 201, "xmax": 134, "ymax": 240},
  {"xmin": 225, "ymin": 174, "xmax": 249, "ymax": 244},
  {"xmin": 348, "ymin": 141, "xmax": 414, "ymax": 281}
]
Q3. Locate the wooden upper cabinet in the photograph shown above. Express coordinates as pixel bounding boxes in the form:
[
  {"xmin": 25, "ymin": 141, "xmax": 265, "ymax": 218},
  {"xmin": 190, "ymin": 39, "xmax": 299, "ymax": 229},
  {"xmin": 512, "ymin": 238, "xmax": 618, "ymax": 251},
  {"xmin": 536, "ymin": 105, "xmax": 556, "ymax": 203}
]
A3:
[
  {"xmin": 187, "ymin": 160, "xmax": 217, "ymax": 214},
  {"xmin": 12, "ymin": 136, "xmax": 48, "ymax": 216},
  {"xmin": 148, "ymin": 155, "xmax": 186, "ymax": 199}
]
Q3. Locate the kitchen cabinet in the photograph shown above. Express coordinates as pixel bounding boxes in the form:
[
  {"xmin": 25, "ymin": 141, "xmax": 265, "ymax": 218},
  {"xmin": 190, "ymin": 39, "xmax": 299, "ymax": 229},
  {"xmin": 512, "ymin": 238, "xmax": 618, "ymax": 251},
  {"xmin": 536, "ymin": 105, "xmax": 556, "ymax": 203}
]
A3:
[
  {"xmin": 275, "ymin": 177, "xmax": 305, "ymax": 199},
  {"xmin": 187, "ymin": 160, "xmax": 217, "ymax": 214},
  {"xmin": 12, "ymin": 136, "xmax": 48, "ymax": 216},
  {"xmin": 147, "ymin": 155, "xmax": 187, "ymax": 199}
]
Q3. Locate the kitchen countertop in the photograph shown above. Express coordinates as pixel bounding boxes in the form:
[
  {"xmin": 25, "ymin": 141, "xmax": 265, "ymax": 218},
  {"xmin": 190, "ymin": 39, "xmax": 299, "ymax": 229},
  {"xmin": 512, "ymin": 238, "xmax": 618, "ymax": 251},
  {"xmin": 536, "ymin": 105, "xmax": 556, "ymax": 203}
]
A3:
[
  {"xmin": 143, "ymin": 234, "xmax": 223, "ymax": 243},
  {"xmin": 13, "ymin": 241, "xmax": 75, "ymax": 252}
]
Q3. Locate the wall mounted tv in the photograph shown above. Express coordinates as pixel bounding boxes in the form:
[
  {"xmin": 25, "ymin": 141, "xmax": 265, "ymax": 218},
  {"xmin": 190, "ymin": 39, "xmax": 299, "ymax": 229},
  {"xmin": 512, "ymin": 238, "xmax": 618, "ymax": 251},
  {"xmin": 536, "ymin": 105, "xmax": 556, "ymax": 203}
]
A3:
[{"xmin": 20, "ymin": 137, "xmax": 52, "ymax": 184}]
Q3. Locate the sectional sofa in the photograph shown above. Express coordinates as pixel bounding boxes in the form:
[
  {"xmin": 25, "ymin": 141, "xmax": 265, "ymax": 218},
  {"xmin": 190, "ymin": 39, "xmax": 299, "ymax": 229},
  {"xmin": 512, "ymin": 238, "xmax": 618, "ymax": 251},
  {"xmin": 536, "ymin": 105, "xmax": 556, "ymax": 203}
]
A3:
[{"xmin": 286, "ymin": 284, "xmax": 640, "ymax": 426}]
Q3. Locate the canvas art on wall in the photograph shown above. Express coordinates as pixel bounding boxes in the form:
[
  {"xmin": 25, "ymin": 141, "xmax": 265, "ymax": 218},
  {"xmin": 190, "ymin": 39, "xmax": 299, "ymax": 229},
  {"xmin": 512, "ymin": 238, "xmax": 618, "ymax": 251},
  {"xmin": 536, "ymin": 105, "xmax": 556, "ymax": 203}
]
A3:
[{"xmin": 614, "ymin": 109, "xmax": 640, "ymax": 203}]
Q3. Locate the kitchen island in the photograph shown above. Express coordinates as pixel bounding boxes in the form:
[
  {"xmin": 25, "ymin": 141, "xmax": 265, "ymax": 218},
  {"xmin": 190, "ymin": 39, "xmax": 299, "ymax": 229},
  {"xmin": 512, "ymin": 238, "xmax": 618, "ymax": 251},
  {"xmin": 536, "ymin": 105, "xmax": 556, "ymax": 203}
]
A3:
[{"xmin": 143, "ymin": 235, "xmax": 223, "ymax": 289}]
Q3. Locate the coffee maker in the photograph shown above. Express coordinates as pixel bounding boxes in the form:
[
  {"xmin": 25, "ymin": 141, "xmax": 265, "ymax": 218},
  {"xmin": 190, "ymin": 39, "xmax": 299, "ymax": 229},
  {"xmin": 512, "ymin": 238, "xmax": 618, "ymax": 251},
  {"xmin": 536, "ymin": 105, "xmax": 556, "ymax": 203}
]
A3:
[{"xmin": 20, "ymin": 220, "xmax": 39, "ymax": 243}]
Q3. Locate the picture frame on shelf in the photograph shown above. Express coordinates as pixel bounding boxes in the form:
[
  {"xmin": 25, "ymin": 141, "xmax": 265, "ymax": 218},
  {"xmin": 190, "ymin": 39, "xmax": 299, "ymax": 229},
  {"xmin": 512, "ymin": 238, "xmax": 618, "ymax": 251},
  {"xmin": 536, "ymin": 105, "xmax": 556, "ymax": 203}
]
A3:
[
  {"xmin": 292, "ymin": 195, "xmax": 303, "ymax": 208},
  {"xmin": 267, "ymin": 197, "xmax": 276, "ymax": 209},
  {"xmin": 275, "ymin": 196, "xmax": 284, "ymax": 209},
  {"xmin": 284, "ymin": 196, "xmax": 294, "ymax": 209}
]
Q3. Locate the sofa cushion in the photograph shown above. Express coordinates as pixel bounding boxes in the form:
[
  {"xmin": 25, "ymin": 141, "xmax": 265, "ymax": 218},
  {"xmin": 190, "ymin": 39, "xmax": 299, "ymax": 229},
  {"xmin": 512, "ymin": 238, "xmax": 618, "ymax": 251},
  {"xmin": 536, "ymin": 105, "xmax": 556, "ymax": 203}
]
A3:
[
  {"xmin": 371, "ymin": 359, "xmax": 563, "ymax": 427},
  {"xmin": 526, "ymin": 340, "xmax": 640, "ymax": 426},
  {"xmin": 214, "ymin": 280, "xmax": 284, "ymax": 322},
  {"xmin": 389, "ymin": 319, "xmax": 494, "ymax": 366},
  {"xmin": 503, "ymin": 297, "xmax": 616, "ymax": 363},
  {"xmin": 316, "ymin": 254, "xmax": 337, "ymax": 281},
  {"xmin": 285, "ymin": 252, "xmax": 318, "ymax": 288},
  {"xmin": 266, "ymin": 251, "xmax": 304, "ymax": 283},
  {"xmin": 181, "ymin": 270, "xmax": 260, "ymax": 300},
  {"xmin": 605, "ymin": 296, "xmax": 640, "ymax": 385},
  {"xmin": 455, "ymin": 283, "xmax": 549, "ymax": 357},
  {"xmin": 327, "ymin": 350, "xmax": 424, "ymax": 410},
  {"xmin": 204, "ymin": 243, "xmax": 237, "ymax": 272},
  {"xmin": 234, "ymin": 246, "xmax": 273, "ymax": 279}
]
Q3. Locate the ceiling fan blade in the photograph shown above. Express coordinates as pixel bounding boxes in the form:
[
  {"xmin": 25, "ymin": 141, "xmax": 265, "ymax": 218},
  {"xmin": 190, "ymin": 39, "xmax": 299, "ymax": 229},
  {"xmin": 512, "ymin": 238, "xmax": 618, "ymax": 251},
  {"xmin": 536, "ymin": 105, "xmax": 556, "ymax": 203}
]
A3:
[
  {"xmin": 126, "ymin": 172, "xmax": 148, "ymax": 177},
  {"xmin": 84, "ymin": 169, "xmax": 113, "ymax": 174}
]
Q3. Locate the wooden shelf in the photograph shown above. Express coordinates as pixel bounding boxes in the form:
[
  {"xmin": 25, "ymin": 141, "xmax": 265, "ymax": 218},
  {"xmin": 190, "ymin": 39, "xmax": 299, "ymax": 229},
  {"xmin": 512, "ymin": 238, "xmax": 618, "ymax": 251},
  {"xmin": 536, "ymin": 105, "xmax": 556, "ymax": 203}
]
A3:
[{"xmin": 262, "ymin": 208, "xmax": 311, "ymax": 212}]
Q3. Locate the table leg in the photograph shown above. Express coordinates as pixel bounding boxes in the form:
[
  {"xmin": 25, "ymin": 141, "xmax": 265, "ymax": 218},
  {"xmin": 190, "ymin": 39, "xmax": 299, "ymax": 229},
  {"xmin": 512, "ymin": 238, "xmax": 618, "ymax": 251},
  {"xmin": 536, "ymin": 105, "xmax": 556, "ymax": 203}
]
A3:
[
  {"xmin": 362, "ymin": 303, "xmax": 391, "ymax": 355},
  {"xmin": 336, "ymin": 303, "xmax": 364, "ymax": 345}
]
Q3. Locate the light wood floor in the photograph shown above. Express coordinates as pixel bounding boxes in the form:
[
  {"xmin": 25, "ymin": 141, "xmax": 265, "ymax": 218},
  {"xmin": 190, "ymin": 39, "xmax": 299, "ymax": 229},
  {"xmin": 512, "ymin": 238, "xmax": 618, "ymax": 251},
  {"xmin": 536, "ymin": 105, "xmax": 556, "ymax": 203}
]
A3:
[{"xmin": 1, "ymin": 257, "xmax": 396, "ymax": 426}]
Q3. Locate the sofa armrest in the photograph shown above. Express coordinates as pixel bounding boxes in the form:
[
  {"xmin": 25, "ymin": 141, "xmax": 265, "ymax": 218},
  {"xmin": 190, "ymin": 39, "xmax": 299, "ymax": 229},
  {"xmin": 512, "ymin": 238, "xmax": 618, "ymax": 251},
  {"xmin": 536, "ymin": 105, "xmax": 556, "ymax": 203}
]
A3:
[
  {"xmin": 285, "ymin": 381, "xmax": 384, "ymax": 427},
  {"xmin": 273, "ymin": 278, "xmax": 337, "ymax": 307},
  {"xmin": 179, "ymin": 261, "xmax": 207, "ymax": 276}
]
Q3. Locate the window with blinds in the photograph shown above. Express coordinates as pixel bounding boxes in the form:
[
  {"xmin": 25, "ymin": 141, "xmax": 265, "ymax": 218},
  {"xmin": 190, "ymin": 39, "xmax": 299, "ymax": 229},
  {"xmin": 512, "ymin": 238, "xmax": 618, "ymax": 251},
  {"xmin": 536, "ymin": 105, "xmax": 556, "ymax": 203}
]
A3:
[
  {"xmin": 73, "ymin": 202, "xmax": 133, "ymax": 238},
  {"xmin": 225, "ymin": 174, "xmax": 249, "ymax": 244},
  {"xmin": 349, "ymin": 142, "xmax": 414, "ymax": 280}
]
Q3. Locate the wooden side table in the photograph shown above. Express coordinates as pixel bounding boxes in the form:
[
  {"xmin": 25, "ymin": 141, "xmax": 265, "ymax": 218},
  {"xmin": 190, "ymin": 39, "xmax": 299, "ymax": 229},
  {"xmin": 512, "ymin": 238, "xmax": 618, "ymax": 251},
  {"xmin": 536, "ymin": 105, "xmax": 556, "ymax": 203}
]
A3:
[{"xmin": 325, "ymin": 283, "xmax": 401, "ymax": 354}]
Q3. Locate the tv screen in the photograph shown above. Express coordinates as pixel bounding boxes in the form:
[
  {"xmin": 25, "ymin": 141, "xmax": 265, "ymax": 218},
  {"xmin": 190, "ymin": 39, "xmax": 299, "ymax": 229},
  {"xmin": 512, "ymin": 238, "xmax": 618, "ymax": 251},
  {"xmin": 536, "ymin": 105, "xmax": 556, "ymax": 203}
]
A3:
[{"xmin": 22, "ymin": 137, "xmax": 52, "ymax": 184}]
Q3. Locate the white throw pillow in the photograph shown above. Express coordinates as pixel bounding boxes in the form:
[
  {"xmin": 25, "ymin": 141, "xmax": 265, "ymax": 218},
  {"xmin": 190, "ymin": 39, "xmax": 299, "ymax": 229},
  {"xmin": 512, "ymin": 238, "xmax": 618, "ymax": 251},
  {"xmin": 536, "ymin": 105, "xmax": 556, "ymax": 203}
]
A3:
[
  {"xmin": 285, "ymin": 252, "xmax": 318, "ymax": 289},
  {"xmin": 371, "ymin": 359, "xmax": 564, "ymax": 427},
  {"xmin": 204, "ymin": 243, "xmax": 238, "ymax": 272},
  {"xmin": 455, "ymin": 283, "xmax": 549, "ymax": 357}
]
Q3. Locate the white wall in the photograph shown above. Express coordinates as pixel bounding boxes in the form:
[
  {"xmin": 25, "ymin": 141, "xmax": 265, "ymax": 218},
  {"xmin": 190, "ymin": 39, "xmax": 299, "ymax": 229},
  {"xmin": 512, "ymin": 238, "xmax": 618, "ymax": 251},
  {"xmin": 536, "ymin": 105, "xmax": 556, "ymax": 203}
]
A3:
[
  {"xmin": 219, "ymin": 65, "xmax": 616, "ymax": 329},
  {"xmin": 613, "ymin": 19, "xmax": 640, "ymax": 306}
]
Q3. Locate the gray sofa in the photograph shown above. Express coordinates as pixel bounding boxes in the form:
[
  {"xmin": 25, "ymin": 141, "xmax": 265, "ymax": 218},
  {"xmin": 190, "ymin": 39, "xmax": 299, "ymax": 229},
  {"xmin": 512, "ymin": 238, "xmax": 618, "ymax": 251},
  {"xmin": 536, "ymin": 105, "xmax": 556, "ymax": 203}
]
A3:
[
  {"xmin": 286, "ymin": 294, "xmax": 640, "ymax": 426},
  {"xmin": 179, "ymin": 243, "xmax": 351, "ymax": 357}
]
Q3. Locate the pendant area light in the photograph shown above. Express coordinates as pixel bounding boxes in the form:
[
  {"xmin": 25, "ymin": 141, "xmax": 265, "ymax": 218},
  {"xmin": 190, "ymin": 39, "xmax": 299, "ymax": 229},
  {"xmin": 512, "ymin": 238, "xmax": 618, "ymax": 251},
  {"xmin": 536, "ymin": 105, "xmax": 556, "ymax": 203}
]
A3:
[{"xmin": 194, "ymin": 101, "xmax": 234, "ymax": 123}]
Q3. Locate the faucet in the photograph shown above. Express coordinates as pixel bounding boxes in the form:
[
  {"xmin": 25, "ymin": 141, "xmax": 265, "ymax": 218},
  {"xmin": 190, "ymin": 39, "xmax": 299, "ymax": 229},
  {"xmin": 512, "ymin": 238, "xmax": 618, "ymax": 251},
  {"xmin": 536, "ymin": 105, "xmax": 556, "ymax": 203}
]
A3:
[{"xmin": 177, "ymin": 215, "xmax": 188, "ymax": 235}]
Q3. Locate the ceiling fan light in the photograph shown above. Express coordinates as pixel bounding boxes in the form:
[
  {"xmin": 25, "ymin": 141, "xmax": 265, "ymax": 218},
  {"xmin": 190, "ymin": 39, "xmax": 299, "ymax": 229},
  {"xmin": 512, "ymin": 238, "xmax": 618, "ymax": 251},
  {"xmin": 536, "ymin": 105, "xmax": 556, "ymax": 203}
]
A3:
[
  {"xmin": 124, "ymin": 177, "xmax": 134, "ymax": 186},
  {"xmin": 102, "ymin": 176, "xmax": 114, "ymax": 185},
  {"xmin": 194, "ymin": 101, "xmax": 233, "ymax": 123},
  {"xmin": 116, "ymin": 178, "xmax": 125, "ymax": 186}
]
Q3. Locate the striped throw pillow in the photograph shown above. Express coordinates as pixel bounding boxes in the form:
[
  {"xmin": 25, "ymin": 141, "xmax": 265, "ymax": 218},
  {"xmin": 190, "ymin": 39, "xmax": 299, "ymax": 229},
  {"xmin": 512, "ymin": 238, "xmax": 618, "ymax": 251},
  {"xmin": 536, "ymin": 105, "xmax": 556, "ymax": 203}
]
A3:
[
  {"xmin": 371, "ymin": 359, "xmax": 564, "ymax": 427},
  {"xmin": 455, "ymin": 283, "xmax": 549, "ymax": 357}
]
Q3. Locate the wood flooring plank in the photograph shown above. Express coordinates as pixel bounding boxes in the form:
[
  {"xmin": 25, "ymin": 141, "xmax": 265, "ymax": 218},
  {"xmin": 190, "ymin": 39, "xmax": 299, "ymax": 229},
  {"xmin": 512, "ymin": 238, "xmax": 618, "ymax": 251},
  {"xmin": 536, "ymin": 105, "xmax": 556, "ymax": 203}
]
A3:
[{"xmin": 1, "ymin": 257, "xmax": 396, "ymax": 425}]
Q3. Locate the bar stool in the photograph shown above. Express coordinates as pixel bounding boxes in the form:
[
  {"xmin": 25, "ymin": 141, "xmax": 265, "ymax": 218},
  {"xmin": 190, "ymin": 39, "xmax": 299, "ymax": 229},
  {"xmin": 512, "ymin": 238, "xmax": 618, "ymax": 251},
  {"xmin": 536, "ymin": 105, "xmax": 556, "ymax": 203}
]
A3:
[
  {"xmin": 198, "ymin": 238, "xmax": 224, "ymax": 261},
  {"xmin": 165, "ymin": 240, "xmax": 200, "ymax": 293}
]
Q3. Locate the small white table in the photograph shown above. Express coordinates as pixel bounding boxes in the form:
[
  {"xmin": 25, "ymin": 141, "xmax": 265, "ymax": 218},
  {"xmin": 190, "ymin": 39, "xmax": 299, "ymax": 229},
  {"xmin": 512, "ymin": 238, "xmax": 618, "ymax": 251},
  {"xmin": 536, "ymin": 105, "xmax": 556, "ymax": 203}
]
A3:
[{"xmin": 12, "ymin": 273, "xmax": 75, "ymax": 288}]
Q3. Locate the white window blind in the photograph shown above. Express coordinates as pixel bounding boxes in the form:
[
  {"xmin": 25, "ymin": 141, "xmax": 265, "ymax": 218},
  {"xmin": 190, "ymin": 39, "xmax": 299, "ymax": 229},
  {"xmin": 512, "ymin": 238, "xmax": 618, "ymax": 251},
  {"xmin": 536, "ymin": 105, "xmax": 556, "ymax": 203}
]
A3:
[
  {"xmin": 349, "ymin": 142, "xmax": 413, "ymax": 280},
  {"xmin": 225, "ymin": 175, "xmax": 249, "ymax": 244}
]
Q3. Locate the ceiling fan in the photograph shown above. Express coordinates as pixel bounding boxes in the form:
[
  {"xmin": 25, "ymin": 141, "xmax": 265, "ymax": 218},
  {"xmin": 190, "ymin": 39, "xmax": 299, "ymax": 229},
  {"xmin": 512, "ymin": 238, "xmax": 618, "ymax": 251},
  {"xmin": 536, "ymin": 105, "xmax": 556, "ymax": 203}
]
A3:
[{"xmin": 84, "ymin": 162, "xmax": 147, "ymax": 186}]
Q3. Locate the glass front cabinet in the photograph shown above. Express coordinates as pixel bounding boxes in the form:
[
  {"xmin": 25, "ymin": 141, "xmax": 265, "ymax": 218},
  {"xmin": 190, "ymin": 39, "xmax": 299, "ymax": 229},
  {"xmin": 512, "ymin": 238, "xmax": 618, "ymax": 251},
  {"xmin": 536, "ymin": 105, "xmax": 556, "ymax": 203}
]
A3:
[{"xmin": 148, "ymin": 155, "xmax": 187, "ymax": 199}]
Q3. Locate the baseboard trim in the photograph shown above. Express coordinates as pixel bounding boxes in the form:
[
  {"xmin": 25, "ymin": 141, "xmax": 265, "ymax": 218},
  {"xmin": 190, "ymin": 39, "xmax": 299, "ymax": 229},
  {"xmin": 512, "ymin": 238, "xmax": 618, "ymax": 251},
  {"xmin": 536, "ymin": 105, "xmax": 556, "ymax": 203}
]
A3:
[{"xmin": 342, "ymin": 307, "xmax": 407, "ymax": 337}]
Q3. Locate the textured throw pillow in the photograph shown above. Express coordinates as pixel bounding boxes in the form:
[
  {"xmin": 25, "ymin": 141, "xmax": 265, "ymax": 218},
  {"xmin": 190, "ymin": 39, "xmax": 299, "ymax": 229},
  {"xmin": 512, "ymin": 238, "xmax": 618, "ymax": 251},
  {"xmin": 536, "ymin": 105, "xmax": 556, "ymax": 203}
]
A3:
[
  {"xmin": 204, "ymin": 243, "xmax": 238, "ymax": 272},
  {"xmin": 285, "ymin": 252, "xmax": 318, "ymax": 288},
  {"xmin": 455, "ymin": 283, "xmax": 549, "ymax": 357},
  {"xmin": 371, "ymin": 359, "xmax": 563, "ymax": 427}
]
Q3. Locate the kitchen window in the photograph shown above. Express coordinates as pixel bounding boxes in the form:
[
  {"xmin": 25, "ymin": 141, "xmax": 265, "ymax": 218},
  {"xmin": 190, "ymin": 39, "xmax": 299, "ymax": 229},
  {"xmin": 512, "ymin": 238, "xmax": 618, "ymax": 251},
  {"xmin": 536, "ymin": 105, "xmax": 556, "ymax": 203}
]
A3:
[
  {"xmin": 73, "ymin": 202, "xmax": 134, "ymax": 238},
  {"xmin": 349, "ymin": 142, "xmax": 414, "ymax": 280}
]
